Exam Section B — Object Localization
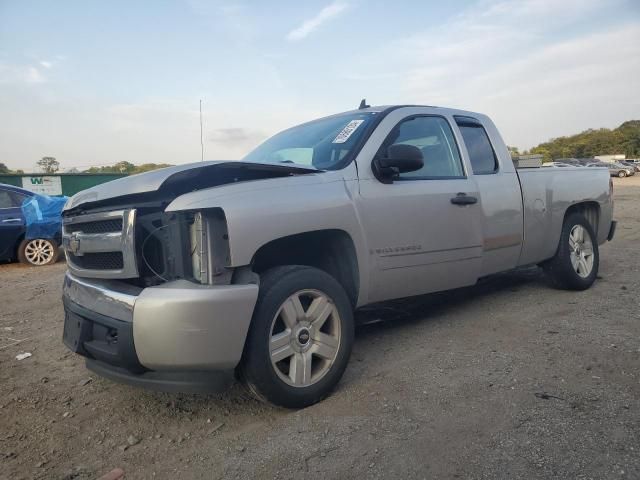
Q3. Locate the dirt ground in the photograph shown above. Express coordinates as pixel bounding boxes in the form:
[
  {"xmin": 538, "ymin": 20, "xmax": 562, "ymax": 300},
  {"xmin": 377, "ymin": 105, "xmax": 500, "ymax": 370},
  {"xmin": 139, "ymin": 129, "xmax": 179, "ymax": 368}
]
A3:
[{"xmin": 1, "ymin": 177, "xmax": 639, "ymax": 480}]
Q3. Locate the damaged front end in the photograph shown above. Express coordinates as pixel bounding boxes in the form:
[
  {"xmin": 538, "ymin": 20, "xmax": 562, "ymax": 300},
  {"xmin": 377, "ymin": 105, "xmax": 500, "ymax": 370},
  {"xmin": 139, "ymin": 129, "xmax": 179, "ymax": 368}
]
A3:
[
  {"xmin": 59, "ymin": 161, "xmax": 317, "ymax": 392},
  {"xmin": 133, "ymin": 207, "xmax": 234, "ymax": 287},
  {"xmin": 62, "ymin": 160, "xmax": 317, "ymax": 287}
]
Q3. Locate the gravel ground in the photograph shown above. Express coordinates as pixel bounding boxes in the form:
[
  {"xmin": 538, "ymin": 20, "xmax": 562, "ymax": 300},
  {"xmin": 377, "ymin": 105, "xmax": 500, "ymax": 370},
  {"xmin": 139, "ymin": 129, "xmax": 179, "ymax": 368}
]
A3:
[{"xmin": 1, "ymin": 177, "xmax": 639, "ymax": 480}]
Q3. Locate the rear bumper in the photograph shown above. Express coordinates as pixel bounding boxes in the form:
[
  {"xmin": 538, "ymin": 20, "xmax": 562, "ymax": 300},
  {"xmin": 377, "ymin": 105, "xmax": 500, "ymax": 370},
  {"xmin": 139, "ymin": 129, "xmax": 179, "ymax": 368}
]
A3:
[
  {"xmin": 62, "ymin": 271, "xmax": 259, "ymax": 392},
  {"xmin": 607, "ymin": 220, "xmax": 617, "ymax": 241}
]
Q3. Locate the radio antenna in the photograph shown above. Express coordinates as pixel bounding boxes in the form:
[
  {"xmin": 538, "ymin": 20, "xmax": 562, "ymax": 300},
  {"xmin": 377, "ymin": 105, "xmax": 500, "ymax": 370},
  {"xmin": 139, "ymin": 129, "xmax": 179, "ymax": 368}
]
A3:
[{"xmin": 199, "ymin": 99, "xmax": 204, "ymax": 161}]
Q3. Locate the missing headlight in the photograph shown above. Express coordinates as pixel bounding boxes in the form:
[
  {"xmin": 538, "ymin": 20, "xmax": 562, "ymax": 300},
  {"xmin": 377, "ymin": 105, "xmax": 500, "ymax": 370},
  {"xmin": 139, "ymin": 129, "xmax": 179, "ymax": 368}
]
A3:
[
  {"xmin": 189, "ymin": 209, "xmax": 232, "ymax": 285},
  {"xmin": 190, "ymin": 212, "xmax": 208, "ymax": 284}
]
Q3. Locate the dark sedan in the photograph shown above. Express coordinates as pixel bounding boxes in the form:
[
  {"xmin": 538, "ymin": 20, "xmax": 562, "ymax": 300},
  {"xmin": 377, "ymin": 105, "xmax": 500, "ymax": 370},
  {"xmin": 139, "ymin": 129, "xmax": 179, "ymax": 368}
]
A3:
[{"xmin": 0, "ymin": 183, "xmax": 61, "ymax": 266}]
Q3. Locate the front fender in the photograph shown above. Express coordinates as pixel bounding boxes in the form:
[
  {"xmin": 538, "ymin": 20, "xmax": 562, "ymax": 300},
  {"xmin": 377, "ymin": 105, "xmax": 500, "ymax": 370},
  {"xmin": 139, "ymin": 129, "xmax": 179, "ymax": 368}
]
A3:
[{"xmin": 165, "ymin": 169, "xmax": 371, "ymax": 304}]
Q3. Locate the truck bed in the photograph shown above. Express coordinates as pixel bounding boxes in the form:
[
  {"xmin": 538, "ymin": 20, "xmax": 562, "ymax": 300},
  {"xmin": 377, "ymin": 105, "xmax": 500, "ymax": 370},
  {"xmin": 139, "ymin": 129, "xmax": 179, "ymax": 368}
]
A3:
[{"xmin": 516, "ymin": 166, "xmax": 612, "ymax": 266}]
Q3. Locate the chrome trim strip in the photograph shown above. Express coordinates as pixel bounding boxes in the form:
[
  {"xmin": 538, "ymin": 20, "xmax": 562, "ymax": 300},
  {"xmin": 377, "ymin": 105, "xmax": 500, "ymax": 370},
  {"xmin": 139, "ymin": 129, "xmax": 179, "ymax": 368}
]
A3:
[
  {"xmin": 63, "ymin": 209, "xmax": 126, "ymax": 225},
  {"xmin": 65, "ymin": 232, "xmax": 122, "ymax": 254},
  {"xmin": 63, "ymin": 271, "xmax": 139, "ymax": 322},
  {"xmin": 63, "ymin": 209, "xmax": 139, "ymax": 279}
]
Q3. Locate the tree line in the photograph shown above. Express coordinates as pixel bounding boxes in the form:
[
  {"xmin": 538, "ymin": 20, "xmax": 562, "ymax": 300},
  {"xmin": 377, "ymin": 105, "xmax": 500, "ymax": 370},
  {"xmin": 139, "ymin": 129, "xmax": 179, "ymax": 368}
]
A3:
[
  {"xmin": 0, "ymin": 159, "xmax": 173, "ymax": 175},
  {"xmin": 82, "ymin": 161, "xmax": 174, "ymax": 174},
  {"xmin": 524, "ymin": 120, "xmax": 640, "ymax": 162}
]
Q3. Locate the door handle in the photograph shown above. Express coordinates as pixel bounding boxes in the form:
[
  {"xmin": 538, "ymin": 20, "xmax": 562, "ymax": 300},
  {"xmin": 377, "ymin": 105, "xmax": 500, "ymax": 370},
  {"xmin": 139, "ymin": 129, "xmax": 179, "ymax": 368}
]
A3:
[
  {"xmin": 450, "ymin": 193, "xmax": 478, "ymax": 206},
  {"xmin": 1, "ymin": 218, "xmax": 22, "ymax": 223}
]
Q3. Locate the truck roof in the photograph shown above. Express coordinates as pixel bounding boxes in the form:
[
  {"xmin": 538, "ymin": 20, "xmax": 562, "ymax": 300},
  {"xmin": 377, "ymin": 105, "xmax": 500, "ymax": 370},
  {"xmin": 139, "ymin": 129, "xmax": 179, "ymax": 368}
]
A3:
[{"xmin": 341, "ymin": 104, "xmax": 488, "ymax": 121}]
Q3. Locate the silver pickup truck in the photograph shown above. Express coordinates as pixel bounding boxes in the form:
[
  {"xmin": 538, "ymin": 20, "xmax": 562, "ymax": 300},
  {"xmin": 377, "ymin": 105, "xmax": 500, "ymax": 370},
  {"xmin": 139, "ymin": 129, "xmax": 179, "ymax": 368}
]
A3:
[{"xmin": 61, "ymin": 105, "xmax": 616, "ymax": 407}]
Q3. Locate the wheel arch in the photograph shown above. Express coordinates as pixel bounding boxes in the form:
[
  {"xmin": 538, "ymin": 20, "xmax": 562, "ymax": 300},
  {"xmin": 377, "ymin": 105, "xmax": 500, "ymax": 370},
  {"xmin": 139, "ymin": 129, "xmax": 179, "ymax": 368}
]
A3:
[
  {"xmin": 563, "ymin": 201, "xmax": 600, "ymax": 235},
  {"xmin": 542, "ymin": 201, "xmax": 600, "ymax": 264},
  {"xmin": 13, "ymin": 232, "xmax": 26, "ymax": 259},
  {"xmin": 250, "ymin": 229, "xmax": 360, "ymax": 308}
]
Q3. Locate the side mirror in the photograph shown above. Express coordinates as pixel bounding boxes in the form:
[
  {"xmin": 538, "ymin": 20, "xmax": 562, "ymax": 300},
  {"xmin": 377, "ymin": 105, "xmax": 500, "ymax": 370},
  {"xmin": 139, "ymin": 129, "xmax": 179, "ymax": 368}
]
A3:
[{"xmin": 372, "ymin": 144, "xmax": 424, "ymax": 183}]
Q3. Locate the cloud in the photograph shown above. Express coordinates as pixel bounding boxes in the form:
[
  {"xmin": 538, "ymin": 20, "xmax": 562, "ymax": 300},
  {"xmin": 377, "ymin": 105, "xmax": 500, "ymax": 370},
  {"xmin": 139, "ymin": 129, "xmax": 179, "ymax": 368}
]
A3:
[
  {"xmin": 209, "ymin": 127, "xmax": 265, "ymax": 146},
  {"xmin": 348, "ymin": 0, "xmax": 638, "ymax": 149},
  {"xmin": 286, "ymin": 1, "xmax": 349, "ymax": 41},
  {"xmin": 0, "ymin": 63, "xmax": 47, "ymax": 84},
  {"xmin": 25, "ymin": 66, "xmax": 46, "ymax": 83},
  {"xmin": 186, "ymin": 0, "xmax": 256, "ymax": 45},
  {"xmin": 39, "ymin": 61, "xmax": 52, "ymax": 69}
]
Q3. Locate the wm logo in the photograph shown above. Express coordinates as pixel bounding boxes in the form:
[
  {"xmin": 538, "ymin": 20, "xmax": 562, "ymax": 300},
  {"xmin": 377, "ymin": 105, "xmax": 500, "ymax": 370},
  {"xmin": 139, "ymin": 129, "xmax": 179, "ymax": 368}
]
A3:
[{"xmin": 30, "ymin": 177, "xmax": 44, "ymax": 185}]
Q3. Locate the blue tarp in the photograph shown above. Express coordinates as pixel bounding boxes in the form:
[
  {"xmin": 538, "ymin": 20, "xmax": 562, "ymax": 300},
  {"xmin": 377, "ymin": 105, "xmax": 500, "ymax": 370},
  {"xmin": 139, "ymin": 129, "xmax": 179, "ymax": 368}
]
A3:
[{"xmin": 21, "ymin": 194, "xmax": 67, "ymax": 240}]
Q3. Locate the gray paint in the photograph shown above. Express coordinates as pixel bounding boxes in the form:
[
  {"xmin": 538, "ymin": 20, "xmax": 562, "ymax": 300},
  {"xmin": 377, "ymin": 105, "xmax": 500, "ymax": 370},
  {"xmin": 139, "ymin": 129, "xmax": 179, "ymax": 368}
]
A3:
[
  {"xmin": 63, "ymin": 161, "xmax": 318, "ymax": 211},
  {"xmin": 165, "ymin": 167, "xmax": 372, "ymax": 303},
  {"xmin": 63, "ymin": 271, "xmax": 258, "ymax": 370},
  {"xmin": 61, "ymin": 105, "xmax": 615, "ymax": 375},
  {"xmin": 133, "ymin": 280, "xmax": 258, "ymax": 370},
  {"xmin": 64, "ymin": 162, "xmax": 223, "ymax": 210},
  {"xmin": 517, "ymin": 167, "xmax": 611, "ymax": 265},
  {"xmin": 63, "ymin": 271, "xmax": 139, "ymax": 322}
]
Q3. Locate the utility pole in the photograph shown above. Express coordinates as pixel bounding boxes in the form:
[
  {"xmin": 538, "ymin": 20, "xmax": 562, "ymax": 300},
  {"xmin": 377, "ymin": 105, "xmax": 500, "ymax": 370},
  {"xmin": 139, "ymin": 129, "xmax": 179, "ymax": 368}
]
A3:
[{"xmin": 200, "ymin": 99, "xmax": 204, "ymax": 161}]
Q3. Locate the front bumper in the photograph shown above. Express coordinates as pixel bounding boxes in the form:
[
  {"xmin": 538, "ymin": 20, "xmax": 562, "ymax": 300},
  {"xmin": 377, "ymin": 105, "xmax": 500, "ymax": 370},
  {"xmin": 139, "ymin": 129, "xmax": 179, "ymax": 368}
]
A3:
[{"xmin": 62, "ymin": 272, "xmax": 259, "ymax": 392}]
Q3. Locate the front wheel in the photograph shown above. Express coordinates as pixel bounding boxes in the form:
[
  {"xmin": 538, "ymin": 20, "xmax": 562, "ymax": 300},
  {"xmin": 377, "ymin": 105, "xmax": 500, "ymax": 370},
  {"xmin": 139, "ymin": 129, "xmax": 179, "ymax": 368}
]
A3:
[
  {"xmin": 239, "ymin": 266, "xmax": 354, "ymax": 408},
  {"xmin": 17, "ymin": 238, "xmax": 59, "ymax": 266},
  {"xmin": 542, "ymin": 213, "xmax": 599, "ymax": 290},
  {"xmin": 618, "ymin": 170, "xmax": 626, "ymax": 178}
]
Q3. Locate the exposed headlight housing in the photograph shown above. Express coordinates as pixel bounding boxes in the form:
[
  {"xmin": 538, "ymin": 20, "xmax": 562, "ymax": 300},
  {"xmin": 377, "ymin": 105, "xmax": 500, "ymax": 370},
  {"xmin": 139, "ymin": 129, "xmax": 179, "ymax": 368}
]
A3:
[{"xmin": 188, "ymin": 209, "xmax": 232, "ymax": 285}]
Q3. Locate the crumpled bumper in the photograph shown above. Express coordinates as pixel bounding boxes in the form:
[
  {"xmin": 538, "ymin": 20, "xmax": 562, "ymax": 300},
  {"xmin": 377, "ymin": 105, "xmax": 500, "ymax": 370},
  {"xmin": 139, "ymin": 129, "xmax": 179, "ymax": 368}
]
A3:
[{"xmin": 62, "ymin": 272, "xmax": 259, "ymax": 392}]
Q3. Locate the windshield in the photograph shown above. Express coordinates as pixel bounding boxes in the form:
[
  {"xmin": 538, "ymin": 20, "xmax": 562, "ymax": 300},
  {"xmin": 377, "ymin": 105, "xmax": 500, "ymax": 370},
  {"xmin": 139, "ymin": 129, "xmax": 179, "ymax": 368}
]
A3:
[{"xmin": 243, "ymin": 112, "xmax": 376, "ymax": 170}]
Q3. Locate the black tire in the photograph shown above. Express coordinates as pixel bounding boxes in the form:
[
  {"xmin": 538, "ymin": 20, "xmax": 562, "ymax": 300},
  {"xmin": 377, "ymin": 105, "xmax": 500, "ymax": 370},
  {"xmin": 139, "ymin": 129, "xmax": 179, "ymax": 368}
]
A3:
[
  {"xmin": 618, "ymin": 171, "xmax": 626, "ymax": 178},
  {"xmin": 239, "ymin": 265, "xmax": 354, "ymax": 408},
  {"xmin": 542, "ymin": 213, "xmax": 599, "ymax": 290},
  {"xmin": 17, "ymin": 238, "xmax": 60, "ymax": 266}
]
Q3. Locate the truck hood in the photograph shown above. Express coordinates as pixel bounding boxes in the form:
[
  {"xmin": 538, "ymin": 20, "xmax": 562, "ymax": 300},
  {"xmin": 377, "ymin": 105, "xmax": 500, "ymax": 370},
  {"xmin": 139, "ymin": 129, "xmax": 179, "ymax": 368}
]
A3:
[{"xmin": 64, "ymin": 161, "xmax": 319, "ymax": 212}]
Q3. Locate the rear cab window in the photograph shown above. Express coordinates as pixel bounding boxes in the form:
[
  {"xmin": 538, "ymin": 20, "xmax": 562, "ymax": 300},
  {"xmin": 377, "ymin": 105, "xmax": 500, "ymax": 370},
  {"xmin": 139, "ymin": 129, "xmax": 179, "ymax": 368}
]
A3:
[{"xmin": 455, "ymin": 116, "xmax": 499, "ymax": 175}]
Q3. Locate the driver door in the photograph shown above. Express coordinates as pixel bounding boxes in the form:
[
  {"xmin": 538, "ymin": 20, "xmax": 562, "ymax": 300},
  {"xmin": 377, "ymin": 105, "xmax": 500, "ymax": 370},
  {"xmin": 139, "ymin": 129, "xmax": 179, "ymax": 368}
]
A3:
[{"xmin": 356, "ymin": 114, "xmax": 484, "ymax": 303}]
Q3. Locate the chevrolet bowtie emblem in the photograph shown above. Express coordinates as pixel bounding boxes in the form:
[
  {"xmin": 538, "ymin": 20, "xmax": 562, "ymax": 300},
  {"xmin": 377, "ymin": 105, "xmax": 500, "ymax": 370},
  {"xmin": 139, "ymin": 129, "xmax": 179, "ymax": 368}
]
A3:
[{"xmin": 68, "ymin": 233, "xmax": 81, "ymax": 255}]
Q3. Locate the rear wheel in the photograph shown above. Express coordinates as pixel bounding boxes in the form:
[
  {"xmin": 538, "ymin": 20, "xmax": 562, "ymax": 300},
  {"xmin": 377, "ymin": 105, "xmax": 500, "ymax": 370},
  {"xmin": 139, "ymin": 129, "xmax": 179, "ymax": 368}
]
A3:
[
  {"xmin": 618, "ymin": 170, "xmax": 626, "ymax": 178},
  {"xmin": 239, "ymin": 266, "xmax": 354, "ymax": 408},
  {"xmin": 18, "ymin": 238, "xmax": 59, "ymax": 266},
  {"xmin": 543, "ymin": 213, "xmax": 598, "ymax": 290}
]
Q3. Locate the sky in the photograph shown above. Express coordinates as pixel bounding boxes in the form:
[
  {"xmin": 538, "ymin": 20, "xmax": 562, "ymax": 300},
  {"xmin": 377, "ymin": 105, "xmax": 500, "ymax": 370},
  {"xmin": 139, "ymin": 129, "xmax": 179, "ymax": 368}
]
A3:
[{"xmin": 1, "ymin": 0, "xmax": 639, "ymax": 171}]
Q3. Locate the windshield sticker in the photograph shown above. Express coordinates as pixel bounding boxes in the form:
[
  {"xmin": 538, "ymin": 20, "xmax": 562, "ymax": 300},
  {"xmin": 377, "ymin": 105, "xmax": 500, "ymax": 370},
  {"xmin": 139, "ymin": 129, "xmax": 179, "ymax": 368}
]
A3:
[{"xmin": 333, "ymin": 120, "xmax": 365, "ymax": 143}]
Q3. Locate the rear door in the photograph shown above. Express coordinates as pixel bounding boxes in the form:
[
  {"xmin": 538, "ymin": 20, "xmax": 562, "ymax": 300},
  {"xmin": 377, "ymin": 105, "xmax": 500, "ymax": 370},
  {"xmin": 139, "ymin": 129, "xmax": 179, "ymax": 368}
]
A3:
[
  {"xmin": 454, "ymin": 116, "xmax": 523, "ymax": 276},
  {"xmin": 356, "ymin": 112, "xmax": 484, "ymax": 303},
  {"xmin": 0, "ymin": 188, "xmax": 26, "ymax": 260}
]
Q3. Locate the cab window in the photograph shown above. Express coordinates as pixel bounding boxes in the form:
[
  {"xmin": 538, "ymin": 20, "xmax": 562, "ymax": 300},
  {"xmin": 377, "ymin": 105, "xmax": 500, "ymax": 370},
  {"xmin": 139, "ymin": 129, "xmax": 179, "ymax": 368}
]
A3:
[
  {"xmin": 455, "ymin": 116, "xmax": 499, "ymax": 174},
  {"xmin": 380, "ymin": 116, "xmax": 465, "ymax": 179}
]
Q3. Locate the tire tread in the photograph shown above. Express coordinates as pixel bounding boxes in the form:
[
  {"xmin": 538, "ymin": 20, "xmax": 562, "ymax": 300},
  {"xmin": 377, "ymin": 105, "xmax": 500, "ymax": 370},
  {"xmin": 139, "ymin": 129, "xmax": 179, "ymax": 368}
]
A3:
[
  {"xmin": 239, "ymin": 265, "xmax": 354, "ymax": 408},
  {"xmin": 543, "ymin": 213, "xmax": 599, "ymax": 291}
]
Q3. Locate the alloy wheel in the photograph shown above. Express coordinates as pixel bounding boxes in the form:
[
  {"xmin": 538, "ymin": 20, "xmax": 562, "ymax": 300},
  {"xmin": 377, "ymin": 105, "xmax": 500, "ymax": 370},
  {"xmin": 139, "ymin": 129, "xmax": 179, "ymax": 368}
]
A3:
[
  {"xmin": 269, "ymin": 289, "xmax": 341, "ymax": 387},
  {"xmin": 568, "ymin": 225, "xmax": 594, "ymax": 278},
  {"xmin": 24, "ymin": 239, "xmax": 55, "ymax": 265}
]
